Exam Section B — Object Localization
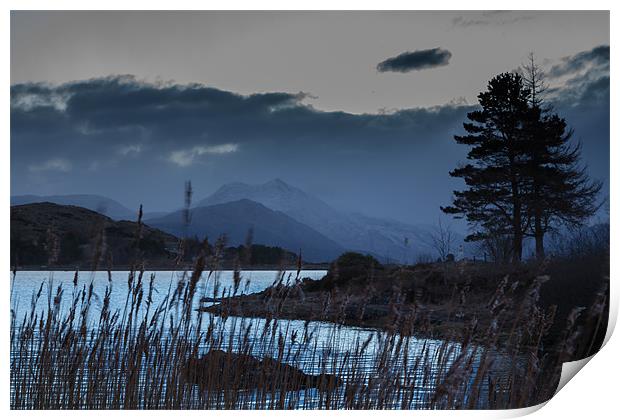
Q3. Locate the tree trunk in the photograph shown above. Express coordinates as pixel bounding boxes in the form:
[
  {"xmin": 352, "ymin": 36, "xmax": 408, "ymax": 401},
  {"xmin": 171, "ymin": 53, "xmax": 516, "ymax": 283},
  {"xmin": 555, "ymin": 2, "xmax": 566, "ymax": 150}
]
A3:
[
  {"xmin": 511, "ymin": 172, "xmax": 523, "ymax": 263},
  {"xmin": 535, "ymin": 234, "xmax": 544, "ymax": 259},
  {"xmin": 534, "ymin": 209, "xmax": 545, "ymax": 259},
  {"xmin": 512, "ymin": 206, "xmax": 523, "ymax": 263},
  {"xmin": 512, "ymin": 230, "xmax": 523, "ymax": 263}
]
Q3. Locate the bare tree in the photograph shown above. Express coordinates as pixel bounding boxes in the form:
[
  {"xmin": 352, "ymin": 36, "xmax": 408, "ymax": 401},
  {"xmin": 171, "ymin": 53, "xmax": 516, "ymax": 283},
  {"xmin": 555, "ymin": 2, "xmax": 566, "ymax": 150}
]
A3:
[
  {"xmin": 478, "ymin": 231, "xmax": 513, "ymax": 264},
  {"xmin": 426, "ymin": 216, "xmax": 456, "ymax": 261},
  {"xmin": 521, "ymin": 52, "xmax": 549, "ymax": 109}
]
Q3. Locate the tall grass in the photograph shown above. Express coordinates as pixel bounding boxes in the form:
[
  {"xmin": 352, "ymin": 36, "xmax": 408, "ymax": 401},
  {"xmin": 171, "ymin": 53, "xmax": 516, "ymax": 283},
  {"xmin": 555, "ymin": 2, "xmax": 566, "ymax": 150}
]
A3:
[{"xmin": 10, "ymin": 254, "xmax": 605, "ymax": 409}]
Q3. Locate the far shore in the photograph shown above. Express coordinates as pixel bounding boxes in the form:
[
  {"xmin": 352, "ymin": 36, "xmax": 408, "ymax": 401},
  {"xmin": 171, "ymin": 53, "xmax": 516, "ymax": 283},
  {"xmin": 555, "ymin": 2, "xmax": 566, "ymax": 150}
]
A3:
[{"xmin": 11, "ymin": 264, "xmax": 330, "ymax": 272}]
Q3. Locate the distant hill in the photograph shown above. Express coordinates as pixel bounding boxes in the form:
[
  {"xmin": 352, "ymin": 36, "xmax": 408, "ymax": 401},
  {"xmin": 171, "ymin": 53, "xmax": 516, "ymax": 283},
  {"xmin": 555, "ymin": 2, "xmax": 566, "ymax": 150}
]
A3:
[
  {"xmin": 11, "ymin": 194, "xmax": 138, "ymax": 221},
  {"xmin": 11, "ymin": 202, "xmax": 177, "ymax": 268},
  {"xmin": 222, "ymin": 244, "xmax": 300, "ymax": 266},
  {"xmin": 147, "ymin": 199, "xmax": 344, "ymax": 263},
  {"xmin": 195, "ymin": 179, "xmax": 460, "ymax": 263}
]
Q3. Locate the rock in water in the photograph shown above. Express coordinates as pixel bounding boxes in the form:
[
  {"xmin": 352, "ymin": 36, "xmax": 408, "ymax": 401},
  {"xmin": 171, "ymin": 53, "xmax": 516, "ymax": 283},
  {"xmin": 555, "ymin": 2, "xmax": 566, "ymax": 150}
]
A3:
[{"xmin": 182, "ymin": 349, "xmax": 342, "ymax": 392}]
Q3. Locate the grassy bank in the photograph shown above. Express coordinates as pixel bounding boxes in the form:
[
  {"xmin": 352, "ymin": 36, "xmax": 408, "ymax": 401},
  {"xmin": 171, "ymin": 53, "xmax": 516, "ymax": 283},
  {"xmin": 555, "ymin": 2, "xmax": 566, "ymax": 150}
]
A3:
[{"xmin": 206, "ymin": 253, "xmax": 608, "ymax": 358}]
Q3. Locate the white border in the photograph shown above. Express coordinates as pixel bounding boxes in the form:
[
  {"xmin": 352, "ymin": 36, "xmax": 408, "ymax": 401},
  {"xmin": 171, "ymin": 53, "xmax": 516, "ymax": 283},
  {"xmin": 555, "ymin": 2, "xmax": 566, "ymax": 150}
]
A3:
[{"xmin": 2, "ymin": 2, "xmax": 617, "ymax": 419}]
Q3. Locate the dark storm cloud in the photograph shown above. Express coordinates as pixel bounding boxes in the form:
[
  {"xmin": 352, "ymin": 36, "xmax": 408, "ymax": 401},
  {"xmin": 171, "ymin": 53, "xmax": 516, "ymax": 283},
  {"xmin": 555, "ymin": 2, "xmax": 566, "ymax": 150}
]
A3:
[
  {"xmin": 11, "ymin": 75, "xmax": 471, "ymax": 169},
  {"xmin": 576, "ymin": 75, "xmax": 610, "ymax": 105},
  {"xmin": 546, "ymin": 45, "xmax": 610, "ymax": 109},
  {"xmin": 548, "ymin": 45, "xmax": 609, "ymax": 78},
  {"xmin": 12, "ymin": 76, "xmax": 304, "ymax": 132},
  {"xmin": 552, "ymin": 73, "xmax": 610, "ymax": 109},
  {"xmin": 376, "ymin": 48, "xmax": 452, "ymax": 73}
]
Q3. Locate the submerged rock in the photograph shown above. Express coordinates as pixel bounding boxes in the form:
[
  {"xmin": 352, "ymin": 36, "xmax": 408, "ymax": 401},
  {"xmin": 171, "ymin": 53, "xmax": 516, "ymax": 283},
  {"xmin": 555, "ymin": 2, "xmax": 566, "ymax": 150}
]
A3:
[{"xmin": 182, "ymin": 349, "xmax": 342, "ymax": 392}]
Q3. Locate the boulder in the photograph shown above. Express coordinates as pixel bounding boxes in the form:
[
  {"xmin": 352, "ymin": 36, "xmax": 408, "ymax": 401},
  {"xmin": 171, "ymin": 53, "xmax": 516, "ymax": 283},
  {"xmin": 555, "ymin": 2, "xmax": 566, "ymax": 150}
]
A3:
[{"xmin": 182, "ymin": 349, "xmax": 342, "ymax": 392}]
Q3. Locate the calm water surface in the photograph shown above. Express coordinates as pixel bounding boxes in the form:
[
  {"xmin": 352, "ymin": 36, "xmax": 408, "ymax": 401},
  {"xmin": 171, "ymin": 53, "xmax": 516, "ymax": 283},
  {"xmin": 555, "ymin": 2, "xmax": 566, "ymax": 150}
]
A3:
[
  {"xmin": 10, "ymin": 270, "xmax": 513, "ymax": 409},
  {"xmin": 11, "ymin": 270, "xmax": 326, "ymax": 321}
]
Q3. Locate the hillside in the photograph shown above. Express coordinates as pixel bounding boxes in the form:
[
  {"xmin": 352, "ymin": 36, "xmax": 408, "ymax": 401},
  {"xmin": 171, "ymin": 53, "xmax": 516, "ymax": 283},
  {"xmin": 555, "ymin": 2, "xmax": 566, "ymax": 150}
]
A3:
[
  {"xmin": 11, "ymin": 202, "xmax": 178, "ymax": 268},
  {"xmin": 147, "ymin": 199, "xmax": 344, "ymax": 263},
  {"xmin": 11, "ymin": 194, "xmax": 137, "ymax": 221}
]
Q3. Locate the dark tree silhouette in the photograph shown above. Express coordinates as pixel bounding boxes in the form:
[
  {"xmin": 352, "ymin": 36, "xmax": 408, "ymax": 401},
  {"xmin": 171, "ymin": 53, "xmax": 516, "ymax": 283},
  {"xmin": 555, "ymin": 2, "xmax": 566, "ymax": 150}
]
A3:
[{"xmin": 442, "ymin": 72, "xmax": 531, "ymax": 262}]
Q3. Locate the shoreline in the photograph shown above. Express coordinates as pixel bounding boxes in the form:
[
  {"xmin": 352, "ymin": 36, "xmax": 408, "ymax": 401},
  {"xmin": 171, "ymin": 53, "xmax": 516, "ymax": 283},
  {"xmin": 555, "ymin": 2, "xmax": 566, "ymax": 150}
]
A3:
[{"xmin": 11, "ymin": 265, "xmax": 330, "ymax": 272}]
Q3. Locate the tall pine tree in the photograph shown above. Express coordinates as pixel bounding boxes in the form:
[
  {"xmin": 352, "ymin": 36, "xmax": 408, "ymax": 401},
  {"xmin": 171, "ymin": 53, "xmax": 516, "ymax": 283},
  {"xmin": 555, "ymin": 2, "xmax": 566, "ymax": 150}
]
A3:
[
  {"xmin": 442, "ymin": 73, "xmax": 531, "ymax": 262},
  {"xmin": 445, "ymin": 66, "xmax": 602, "ymax": 262}
]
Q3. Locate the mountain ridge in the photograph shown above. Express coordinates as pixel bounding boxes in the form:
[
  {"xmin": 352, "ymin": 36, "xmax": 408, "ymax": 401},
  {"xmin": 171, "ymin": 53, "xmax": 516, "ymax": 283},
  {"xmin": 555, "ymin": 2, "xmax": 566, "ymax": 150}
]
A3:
[
  {"xmin": 195, "ymin": 179, "xmax": 452, "ymax": 262},
  {"xmin": 147, "ymin": 198, "xmax": 344, "ymax": 263}
]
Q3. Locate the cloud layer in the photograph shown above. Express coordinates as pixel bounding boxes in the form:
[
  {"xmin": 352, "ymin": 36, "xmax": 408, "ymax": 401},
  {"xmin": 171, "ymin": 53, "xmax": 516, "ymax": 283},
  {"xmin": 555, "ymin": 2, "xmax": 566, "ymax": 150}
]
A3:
[
  {"xmin": 169, "ymin": 144, "xmax": 239, "ymax": 167},
  {"xmin": 11, "ymin": 75, "xmax": 469, "ymax": 164},
  {"xmin": 377, "ymin": 48, "xmax": 452, "ymax": 73},
  {"xmin": 546, "ymin": 45, "xmax": 610, "ymax": 108},
  {"xmin": 10, "ymin": 58, "xmax": 608, "ymax": 224},
  {"xmin": 549, "ymin": 45, "xmax": 609, "ymax": 78}
]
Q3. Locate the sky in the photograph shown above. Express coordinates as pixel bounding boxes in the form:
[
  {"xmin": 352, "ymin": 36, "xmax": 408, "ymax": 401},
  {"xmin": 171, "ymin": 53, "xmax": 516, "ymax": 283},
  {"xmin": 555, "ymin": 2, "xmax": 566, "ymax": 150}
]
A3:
[{"xmin": 10, "ymin": 11, "xmax": 610, "ymax": 226}]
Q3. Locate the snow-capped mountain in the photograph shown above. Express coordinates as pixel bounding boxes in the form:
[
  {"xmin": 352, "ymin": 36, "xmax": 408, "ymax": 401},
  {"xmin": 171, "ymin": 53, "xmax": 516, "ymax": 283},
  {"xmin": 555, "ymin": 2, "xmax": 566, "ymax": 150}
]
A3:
[
  {"xmin": 147, "ymin": 198, "xmax": 344, "ymax": 262},
  {"xmin": 195, "ymin": 179, "xmax": 455, "ymax": 263}
]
